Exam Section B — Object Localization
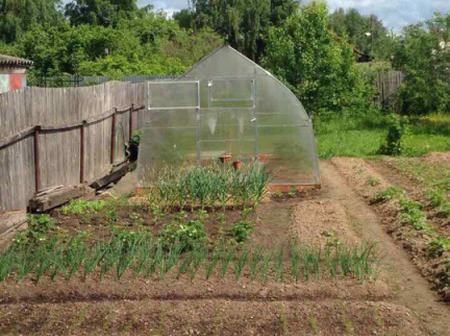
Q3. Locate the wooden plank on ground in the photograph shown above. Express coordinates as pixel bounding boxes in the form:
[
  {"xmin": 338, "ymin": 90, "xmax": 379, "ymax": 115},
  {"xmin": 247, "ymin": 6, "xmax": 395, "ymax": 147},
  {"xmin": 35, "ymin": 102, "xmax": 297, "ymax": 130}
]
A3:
[
  {"xmin": 29, "ymin": 184, "xmax": 95, "ymax": 213},
  {"xmin": 90, "ymin": 162, "xmax": 130, "ymax": 190}
]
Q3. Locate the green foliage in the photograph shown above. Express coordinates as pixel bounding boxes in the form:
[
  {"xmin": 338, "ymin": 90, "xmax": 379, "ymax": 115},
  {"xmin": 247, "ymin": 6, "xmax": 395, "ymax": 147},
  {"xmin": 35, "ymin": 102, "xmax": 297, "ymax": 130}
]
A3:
[
  {"xmin": 7, "ymin": 9, "xmax": 221, "ymax": 80},
  {"xmin": 61, "ymin": 199, "xmax": 106, "ymax": 215},
  {"xmin": 64, "ymin": 0, "xmax": 138, "ymax": 26},
  {"xmin": 393, "ymin": 13, "xmax": 450, "ymax": 115},
  {"xmin": 228, "ymin": 221, "xmax": 253, "ymax": 243},
  {"xmin": 13, "ymin": 214, "xmax": 56, "ymax": 247},
  {"xmin": 427, "ymin": 237, "xmax": 450, "ymax": 258},
  {"xmin": 129, "ymin": 130, "xmax": 143, "ymax": 147},
  {"xmin": 328, "ymin": 8, "xmax": 398, "ymax": 60},
  {"xmin": 191, "ymin": 0, "xmax": 298, "ymax": 61},
  {"xmin": 262, "ymin": 2, "xmax": 375, "ymax": 116},
  {"xmin": 158, "ymin": 220, "xmax": 207, "ymax": 251},
  {"xmin": 398, "ymin": 198, "xmax": 429, "ymax": 232},
  {"xmin": 373, "ymin": 187, "xmax": 404, "ymax": 203},
  {"xmin": 0, "ymin": 0, "xmax": 63, "ymax": 43},
  {"xmin": 378, "ymin": 114, "xmax": 408, "ymax": 155},
  {"xmin": 152, "ymin": 162, "xmax": 269, "ymax": 209}
]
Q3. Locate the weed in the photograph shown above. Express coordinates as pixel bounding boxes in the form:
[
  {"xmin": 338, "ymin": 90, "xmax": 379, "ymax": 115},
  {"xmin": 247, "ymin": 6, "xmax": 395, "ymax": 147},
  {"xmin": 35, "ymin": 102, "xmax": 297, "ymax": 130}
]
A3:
[{"xmin": 367, "ymin": 176, "xmax": 381, "ymax": 186}]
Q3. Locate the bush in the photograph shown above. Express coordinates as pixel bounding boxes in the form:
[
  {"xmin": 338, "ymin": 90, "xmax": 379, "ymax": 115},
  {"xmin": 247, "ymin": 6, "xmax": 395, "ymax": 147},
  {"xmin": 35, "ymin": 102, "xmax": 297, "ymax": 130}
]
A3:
[{"xmin": 378, "ymin": 114, "xmax": 408, "ymax": 155}]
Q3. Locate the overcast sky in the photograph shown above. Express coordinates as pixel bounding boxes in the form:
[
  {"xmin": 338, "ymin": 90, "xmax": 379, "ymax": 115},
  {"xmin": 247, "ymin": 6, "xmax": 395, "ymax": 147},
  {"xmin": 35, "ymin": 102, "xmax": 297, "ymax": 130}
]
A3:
[{"xmin": 140, "ymin": 0, "xmax": 450, "ymax": 31}]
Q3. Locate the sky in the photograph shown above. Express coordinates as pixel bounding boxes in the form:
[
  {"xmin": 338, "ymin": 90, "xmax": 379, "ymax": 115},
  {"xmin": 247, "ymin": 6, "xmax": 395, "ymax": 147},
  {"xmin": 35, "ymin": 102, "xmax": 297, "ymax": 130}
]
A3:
[{"xmin": 140, "ymin": 0, "xmax": 450, "ymax": 31}]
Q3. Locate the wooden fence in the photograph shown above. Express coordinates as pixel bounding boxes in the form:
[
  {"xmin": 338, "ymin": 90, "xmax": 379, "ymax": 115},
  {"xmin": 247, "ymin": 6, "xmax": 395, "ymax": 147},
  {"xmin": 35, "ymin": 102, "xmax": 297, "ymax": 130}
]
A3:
[
  {"xmin": 374, "ymin": 70, "xmax": 404, "ymax": 110},
  {"xmin": 0, "ymin": 81, "xmax": 148, "ymax": 212}
]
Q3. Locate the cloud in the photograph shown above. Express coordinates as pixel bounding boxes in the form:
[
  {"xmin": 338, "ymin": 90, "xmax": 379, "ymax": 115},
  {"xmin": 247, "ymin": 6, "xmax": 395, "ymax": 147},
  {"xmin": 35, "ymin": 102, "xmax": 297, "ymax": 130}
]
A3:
[
  {"xmin": 138, "ymin": 0, "xmax": 189, "ymax": 14},
  {"xmin": 321, "ymin": 0, "xmax": 449, "ymax": 30}
]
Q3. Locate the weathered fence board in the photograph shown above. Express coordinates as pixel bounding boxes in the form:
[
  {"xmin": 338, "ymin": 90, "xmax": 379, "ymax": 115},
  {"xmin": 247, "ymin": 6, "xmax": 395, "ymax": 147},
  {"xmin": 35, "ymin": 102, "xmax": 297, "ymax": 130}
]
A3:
[
  {"xmin": 0, "ymin": 81, "xmax": 147, "ymax": 213},
  {"xmin": 374, "ymin": 70, "xmax": 404, "ymax": 109}
]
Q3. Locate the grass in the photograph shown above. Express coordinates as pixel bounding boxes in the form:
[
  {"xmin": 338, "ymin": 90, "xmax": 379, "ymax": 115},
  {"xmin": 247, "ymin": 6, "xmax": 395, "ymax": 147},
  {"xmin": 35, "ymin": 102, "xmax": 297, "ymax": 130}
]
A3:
[{"xmin": 314, "ymin": 115, "xmax": 450, "ymax": 159}]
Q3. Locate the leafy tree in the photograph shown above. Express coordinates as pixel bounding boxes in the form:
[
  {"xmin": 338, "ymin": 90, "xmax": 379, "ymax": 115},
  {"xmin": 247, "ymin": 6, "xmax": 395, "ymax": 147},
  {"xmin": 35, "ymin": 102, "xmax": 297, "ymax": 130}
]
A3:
[
  {"xmin": 329, "ymin": 8, "xmax": 397, "ymax": 60},
  {"xmin": 263, "ymin": 2, "xmax": 374, "ymax": 116},
  {"xmin": 16, "ymin": 11, "xmax": 222, "ymax": 79},
  {"xmin": 191, "ymin": 0, "xmax": 298, "ymax": 61},
  {"xmin": 64, "ymin": 0, "xmax": 138, "ymax": 26},
  {"xmin": 393, "ymin": 13, "xmax": 450, "ymax": 115},
  {"xmin": 0, "ymin": 0, "xmax": 63, "ymax": 43},
  {"xmin": 174, "ymin": 9, "xmax": 195, "ymax": 30}
]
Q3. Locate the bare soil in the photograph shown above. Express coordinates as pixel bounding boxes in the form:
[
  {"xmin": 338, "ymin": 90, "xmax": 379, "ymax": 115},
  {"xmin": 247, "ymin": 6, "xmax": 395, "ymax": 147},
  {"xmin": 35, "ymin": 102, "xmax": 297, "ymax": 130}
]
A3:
[{"xmin": 1, "ymin": 159, "xmax": 450, "ymax": 335}]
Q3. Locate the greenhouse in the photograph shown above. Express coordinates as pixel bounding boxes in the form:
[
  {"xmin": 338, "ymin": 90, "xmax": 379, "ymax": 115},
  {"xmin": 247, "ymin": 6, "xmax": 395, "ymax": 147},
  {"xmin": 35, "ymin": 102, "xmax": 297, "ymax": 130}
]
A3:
[{"xmin": 137, "ymin": 45, "xmax": 321, "ymax": 189}]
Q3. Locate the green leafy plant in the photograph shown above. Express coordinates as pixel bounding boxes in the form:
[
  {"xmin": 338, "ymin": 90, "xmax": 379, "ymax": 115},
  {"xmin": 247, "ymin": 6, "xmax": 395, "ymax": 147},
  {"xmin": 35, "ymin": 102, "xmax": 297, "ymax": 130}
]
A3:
[
  {"xmin": 372, "ymin": 186, "xmax": 403, "ymax": 203},
  {"xmin": 158, "ymin": 220, "xmax": 207, "ymax": 251},
  {"xmin": 61, "ymin": 199, "xmax": 106, "ymax": 216},
  {"xmin": 228, "ymin": 221, "xmax": 253, "ymax": 244},
  {"xmin": 398, "ymin": 198, "xmax": 429, "ymax": 231},
  {"xmin": 427, "ymin": 237, "xmax": 450, "ymax": 258},
  {"xmin": 378, "ymin": 114, "xmax": 408, "ymax": 156}
]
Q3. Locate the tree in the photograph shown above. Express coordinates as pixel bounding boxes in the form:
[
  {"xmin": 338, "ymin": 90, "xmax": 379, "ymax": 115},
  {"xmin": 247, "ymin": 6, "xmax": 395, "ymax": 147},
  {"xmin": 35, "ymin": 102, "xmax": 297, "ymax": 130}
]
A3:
[
  {"xmin": 190, "ymin": 0, "xmax": 299, "ymax": 61},
  {"xmin": 0, "ymin": 0, "xmax": 63, "ymax": 43},
  {"xmin": 16, "ymin": 10, "xmax": 222, "ymax": 79},
  {"xmin": 393, "ymin": 13, "xmax": 450, "ymax": 115},
  {"xmin": 174, "ymin": 9, "xmax": 195, "ymax": 30},
  {"xmin": 263, "ymin": 2, "xmax": 373, "ymax": 115},
  {"xmin": 64, "ymin": 0, "xmax": 138, "ymax": 26},
  {"xmin": 328, "ymin": 8, "xmax": 396, "ymax": 60}
]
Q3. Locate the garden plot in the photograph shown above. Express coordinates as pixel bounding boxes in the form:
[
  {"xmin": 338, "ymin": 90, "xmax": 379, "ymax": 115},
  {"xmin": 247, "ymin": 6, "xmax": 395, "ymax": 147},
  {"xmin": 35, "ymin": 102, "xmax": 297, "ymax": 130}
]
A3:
[
  {"xmin": 0, "ymin": 161, "xmax": 447, "ymax": 335},
  {"xmin": 331, "ymin": 156, "xmax": 450, "ymax": 301}
]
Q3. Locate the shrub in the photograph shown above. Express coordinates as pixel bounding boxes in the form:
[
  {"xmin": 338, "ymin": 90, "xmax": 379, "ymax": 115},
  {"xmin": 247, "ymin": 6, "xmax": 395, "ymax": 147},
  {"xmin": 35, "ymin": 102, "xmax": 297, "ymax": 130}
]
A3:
[{"xmin": 378, "ymin": 114, "xmax": 408, "ymax": 155}]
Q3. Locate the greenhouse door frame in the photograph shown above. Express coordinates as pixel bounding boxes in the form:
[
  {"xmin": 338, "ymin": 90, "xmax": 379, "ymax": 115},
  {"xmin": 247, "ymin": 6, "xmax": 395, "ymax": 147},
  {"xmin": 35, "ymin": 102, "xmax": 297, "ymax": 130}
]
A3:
[{"xmin": 147, "ymin": 78, "xmax": 259, "ymax": 164}]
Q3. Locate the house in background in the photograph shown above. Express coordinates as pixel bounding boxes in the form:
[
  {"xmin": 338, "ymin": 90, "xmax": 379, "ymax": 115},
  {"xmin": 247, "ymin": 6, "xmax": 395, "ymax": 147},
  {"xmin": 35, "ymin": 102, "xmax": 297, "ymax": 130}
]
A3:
[{"xmin": 0, "ymin": 54, "xmax": 33, "ymax": 94}]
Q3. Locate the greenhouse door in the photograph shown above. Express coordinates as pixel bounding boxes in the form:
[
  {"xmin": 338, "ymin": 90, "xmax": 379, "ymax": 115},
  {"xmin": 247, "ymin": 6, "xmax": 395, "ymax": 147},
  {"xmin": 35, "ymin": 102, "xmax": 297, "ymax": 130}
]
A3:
[{"xmin": 198, "ymin": 77, "xmax": 257, "ymax": 162}]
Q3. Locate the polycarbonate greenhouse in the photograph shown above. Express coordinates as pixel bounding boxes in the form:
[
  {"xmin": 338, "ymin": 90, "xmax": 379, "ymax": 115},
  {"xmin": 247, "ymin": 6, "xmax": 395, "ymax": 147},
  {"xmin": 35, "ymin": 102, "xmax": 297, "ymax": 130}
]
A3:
[{"xmin": 137, "ymin": 45, "xmax": 320, "ymax": 188}]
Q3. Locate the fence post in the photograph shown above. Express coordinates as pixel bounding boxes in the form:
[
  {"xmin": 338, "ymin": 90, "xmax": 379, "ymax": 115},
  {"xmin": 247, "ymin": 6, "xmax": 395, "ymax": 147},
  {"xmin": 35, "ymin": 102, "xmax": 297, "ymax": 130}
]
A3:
[
  {"xmin": 34, "ymin": 126, "xmax": 41, "ymax": 193},
  {"xmin": 111, "ymin": 109, "xmax": 117, "ymax": 165},
  {"xmin": 129, "ymin": 104, "xmax": 134, "ymax": 140},
  {"xmin": 80, "ymin": 120, "xmax": 86, "ymax": 183}
]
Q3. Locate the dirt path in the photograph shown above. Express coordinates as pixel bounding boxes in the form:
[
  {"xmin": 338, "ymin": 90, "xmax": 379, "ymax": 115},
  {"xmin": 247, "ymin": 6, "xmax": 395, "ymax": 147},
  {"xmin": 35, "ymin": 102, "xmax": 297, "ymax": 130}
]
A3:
[{"xmin": 320, "ymin": 161, "xmax": 450, "ymax": 335}]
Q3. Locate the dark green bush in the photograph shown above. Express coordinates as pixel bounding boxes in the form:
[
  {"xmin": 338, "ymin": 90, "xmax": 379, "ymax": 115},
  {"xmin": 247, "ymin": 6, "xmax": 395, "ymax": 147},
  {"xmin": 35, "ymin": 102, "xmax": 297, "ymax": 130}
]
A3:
[{"xmin": 378, "ymin": 114, "xmax": 408, "ymax": 155}]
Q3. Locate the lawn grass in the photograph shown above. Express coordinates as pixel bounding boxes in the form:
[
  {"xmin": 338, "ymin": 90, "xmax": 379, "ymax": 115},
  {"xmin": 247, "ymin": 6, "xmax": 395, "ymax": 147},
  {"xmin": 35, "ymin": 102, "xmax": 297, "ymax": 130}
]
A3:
[{"xmin": 314, "ymin": 114, "xmax": 450, "ymax": 159}]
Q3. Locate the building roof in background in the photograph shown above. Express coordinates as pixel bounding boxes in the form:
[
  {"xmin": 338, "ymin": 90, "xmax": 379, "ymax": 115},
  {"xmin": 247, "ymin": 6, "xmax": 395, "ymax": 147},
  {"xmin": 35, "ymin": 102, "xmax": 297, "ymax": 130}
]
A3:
[{"xmin": 0, "ymin": 54, "xmax": 33, "ymax": 68}]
